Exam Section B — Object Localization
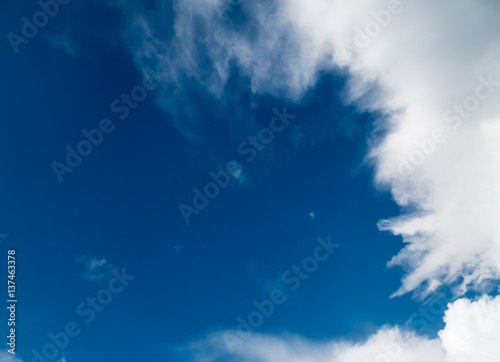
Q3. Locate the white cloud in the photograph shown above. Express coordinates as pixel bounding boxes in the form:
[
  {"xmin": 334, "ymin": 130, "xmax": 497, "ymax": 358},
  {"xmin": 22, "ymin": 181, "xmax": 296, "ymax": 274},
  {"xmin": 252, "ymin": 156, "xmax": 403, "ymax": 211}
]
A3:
[
  {"xmin": 187, "ymin": 295, "xmax": 500, "ymax": 361},
  {"xmin": 439, "ymin": 295, "xmax": 500, "ymax": 362},
  {"xmin": 278, "ymin": 0, "xmax": 500, "ymax": 297}
]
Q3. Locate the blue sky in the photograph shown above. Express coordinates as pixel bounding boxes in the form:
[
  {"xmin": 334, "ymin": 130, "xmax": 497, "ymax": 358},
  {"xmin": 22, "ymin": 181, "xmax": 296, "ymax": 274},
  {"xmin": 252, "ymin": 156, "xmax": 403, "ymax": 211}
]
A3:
[{"xmin": 1, "ymin": 0, "xmax": 500, "ymax": 361}]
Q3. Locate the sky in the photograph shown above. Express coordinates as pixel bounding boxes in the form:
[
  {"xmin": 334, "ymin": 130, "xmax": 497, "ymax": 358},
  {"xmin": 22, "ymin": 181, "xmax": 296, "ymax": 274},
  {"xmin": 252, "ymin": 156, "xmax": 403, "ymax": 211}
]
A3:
[{"xmin": 1, "ymin": 0, "xmax": 500, "ymax": 361}]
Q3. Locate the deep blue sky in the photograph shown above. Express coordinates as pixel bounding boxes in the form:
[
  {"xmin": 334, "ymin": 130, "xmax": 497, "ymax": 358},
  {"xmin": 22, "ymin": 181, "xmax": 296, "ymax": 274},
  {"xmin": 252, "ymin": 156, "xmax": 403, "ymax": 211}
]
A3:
[{"xmin": 0, "ymin": 1, "xmax": 453, "ymax": 361}]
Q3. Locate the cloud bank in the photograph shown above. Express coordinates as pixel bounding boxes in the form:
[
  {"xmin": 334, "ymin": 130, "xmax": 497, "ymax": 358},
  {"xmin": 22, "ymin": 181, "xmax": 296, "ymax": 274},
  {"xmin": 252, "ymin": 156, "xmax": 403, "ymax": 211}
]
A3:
[{"xmin": 187, "ymin": 295, "xmax": 500, "ymax": 361}]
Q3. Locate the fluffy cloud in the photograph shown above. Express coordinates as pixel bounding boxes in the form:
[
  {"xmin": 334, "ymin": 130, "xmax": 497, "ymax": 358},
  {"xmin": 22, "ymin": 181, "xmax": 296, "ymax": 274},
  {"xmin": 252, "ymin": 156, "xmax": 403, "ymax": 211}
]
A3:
[
  {"xmin": 280, "ymin": 0, "xmax": 500, "ymax": 297},
  {"xmin": 439, "ymin": 295, "xmax": 500, "ymax": 362},
  {"xmin": 186, "ymin": 295, "xmax": 500, "ymax": 361}
]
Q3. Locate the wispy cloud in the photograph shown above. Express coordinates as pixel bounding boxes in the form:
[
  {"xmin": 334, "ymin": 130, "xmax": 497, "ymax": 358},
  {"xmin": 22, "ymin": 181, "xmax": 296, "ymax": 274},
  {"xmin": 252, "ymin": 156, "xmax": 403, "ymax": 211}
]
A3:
[
  {"xmin": 75, "ymin": 255, "xmax": 114, "ymax": 281},
  {"xmin": 48, "ymin": 34, "xmax": 77, "ymax": 56}
]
